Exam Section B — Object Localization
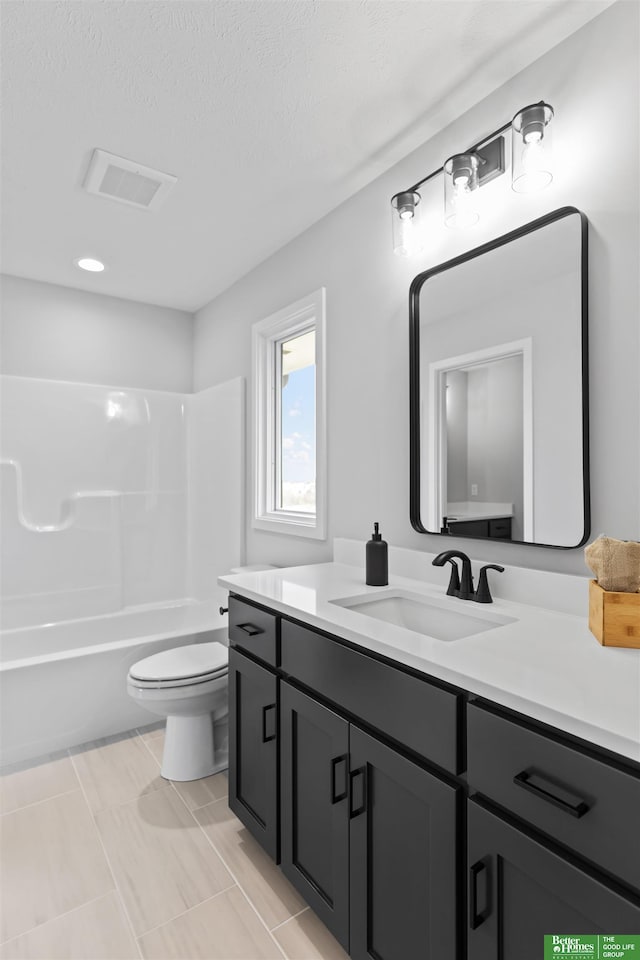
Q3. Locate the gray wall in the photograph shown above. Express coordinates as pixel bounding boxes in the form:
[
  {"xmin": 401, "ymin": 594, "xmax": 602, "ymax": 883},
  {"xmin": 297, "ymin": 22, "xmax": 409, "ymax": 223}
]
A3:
[
  {"xmin": 445, "ymin": 370, "xmax": 468, "ymax": 504},
  {"xmin": 194, "ymin": 1, "xmax": 639, "ymax": 576},
  {"xmin": 0, "ymin": 275, "xmax": 194, "ymax": 392}
]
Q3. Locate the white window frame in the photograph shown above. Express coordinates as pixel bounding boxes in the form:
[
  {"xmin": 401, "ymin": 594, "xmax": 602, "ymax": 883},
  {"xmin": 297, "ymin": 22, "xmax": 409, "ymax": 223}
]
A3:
[{"xmin": 252, "ymin": 288, "xmax": 326, "ymax": 539}]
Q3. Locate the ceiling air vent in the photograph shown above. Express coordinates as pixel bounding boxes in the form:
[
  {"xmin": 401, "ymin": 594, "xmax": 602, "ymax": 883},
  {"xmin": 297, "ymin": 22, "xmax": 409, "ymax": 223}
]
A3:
[{"xmin": 83, "ymin": 149, "xmax": 177, "ymax": 210}]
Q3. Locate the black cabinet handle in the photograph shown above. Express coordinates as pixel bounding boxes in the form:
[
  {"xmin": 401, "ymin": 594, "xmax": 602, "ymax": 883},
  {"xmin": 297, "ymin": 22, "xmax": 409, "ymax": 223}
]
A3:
[
  {"xmin": 261, "ymin": 704, "xmax": 277, "ymax": 743},
  {"xmin": 513, "ymin": 770, "xmax": 589, "ymax": 819},
  {"xmin": 469, "ymin": 859, "xmax": 490, "ymax": 930},
  {"xmin": 219, "ymin": 606, "xmax": 228, "ymax": 615},
  {"xmin": 349, "ymin": 766, "xmax": 367, "ymax": 818},
  {"xmin": 238, "ymin": 622, "xmax": 264, "ymax": 637},
  {"xmin": 330, "ymin": 755, "xmax": 348, "ymax": 804}
]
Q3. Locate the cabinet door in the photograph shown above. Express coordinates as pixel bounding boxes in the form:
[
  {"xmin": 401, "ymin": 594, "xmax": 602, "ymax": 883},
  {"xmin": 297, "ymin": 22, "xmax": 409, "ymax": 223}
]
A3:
[
  {"xmin": 349, "ymin": 726, "xmax": 459, "ymax": 960},
  {"xmin": 467, "ymin": 799, "xmax": 640, "ymax": 960},
  {"xmin": 228, "ymin": 647, "xmax": 278, "ymax": 860},
  {"xmin": 280, "ymin": 682, "xmax": 350, "ymax": 950}
]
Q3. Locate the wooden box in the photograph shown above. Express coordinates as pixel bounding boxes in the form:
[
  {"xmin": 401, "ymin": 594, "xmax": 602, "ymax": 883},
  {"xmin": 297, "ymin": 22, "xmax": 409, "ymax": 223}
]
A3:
[{"xmin": 589, "ymin": 580, "xmax": 640, "ymax": 648}]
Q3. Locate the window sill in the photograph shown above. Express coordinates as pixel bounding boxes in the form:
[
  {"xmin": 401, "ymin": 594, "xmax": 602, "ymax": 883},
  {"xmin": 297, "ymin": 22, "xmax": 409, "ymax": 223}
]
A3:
[{"xmin": 253, "ymin": 512, "xmax": 326, "ymax": 540}]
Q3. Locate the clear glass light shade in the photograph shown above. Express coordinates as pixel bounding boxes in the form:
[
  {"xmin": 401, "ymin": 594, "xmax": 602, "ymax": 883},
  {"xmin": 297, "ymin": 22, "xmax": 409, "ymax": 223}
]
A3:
[
  {"xmin": 444, "ymin": 154, "xmax": 480, "ymax": 228},
  {"xmin": 512, "ymin": 103, "xmax": 554, "ymax": 193},
  {"xmin": 391, "ymin": 191, "xmax": 424, "ymax": 256}
]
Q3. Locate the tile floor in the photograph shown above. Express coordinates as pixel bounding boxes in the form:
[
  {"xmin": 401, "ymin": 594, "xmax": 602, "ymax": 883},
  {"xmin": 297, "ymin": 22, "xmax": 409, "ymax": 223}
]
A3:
[{"xmin": 0, "ymin": 724, "xmax": 349, "ymax": 960}]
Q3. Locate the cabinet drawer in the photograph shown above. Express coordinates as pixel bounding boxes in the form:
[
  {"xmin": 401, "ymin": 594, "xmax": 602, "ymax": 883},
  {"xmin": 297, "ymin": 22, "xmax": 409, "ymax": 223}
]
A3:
[
  {"xmin": 467, "ymin": 702, "xmax": 640, "ymax": 890},
  {"xmin": 281, "ymin": 619, "xmax": 462, "ymax": 774},
  {"xmin": 488, "ymin": 517, "xmax": 511, "ymax": 539},
  {"xmin": 229, "ymin": 596, "xmax": 278, "ymax": 667},
  {"xmin": 449, "ymin": 519, "xmax": 489, "ymax": 538}
]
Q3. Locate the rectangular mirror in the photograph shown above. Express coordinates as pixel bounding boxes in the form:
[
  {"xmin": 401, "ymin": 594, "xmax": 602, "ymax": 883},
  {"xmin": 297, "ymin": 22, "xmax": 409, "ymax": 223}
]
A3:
[{"xmin": 409, "ymin": 207, "xmax": 589, "ymax": 549}]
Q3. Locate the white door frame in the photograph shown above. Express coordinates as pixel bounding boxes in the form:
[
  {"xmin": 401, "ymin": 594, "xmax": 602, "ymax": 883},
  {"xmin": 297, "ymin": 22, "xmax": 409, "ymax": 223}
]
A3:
[{"xmin": 425, "ymin": 338, "xmax": 533, "ymax": 539}]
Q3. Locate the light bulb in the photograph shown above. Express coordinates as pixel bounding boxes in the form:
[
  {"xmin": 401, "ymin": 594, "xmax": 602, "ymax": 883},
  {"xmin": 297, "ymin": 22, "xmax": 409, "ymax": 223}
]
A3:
[
  {"xmin": 444, "ymin": 154, "xmax": 480, "ymax": 229},
  {"xmin": 391, "ymin": 191, "xmax": 424, "ymax": 256}
]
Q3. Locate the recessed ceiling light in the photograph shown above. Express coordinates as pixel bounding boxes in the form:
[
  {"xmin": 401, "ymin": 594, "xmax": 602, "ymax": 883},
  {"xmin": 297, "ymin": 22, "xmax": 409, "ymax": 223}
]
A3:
[{"xmin": 75, "ymin": 257, "xmax": 106, "ymax": 272}]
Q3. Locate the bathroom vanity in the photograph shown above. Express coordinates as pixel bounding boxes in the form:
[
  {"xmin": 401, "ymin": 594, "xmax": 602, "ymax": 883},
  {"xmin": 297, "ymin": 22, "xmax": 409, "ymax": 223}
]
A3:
[{"xmin": 220, "ymin": 560, "xmax": 640, "ymax": 960}]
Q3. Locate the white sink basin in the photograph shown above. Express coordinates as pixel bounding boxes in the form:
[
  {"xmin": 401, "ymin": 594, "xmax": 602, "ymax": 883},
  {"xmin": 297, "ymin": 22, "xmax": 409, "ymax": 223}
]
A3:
[{"xmin": 331, "ymin": 589, "xmax": 516, "ymax": 641}]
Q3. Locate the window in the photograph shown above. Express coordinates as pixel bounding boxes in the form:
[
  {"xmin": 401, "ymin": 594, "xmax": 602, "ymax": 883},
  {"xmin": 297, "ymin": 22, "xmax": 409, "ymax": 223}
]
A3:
[{"xmin": 252, "ymin": 288, "xmax": 326, "ymax": 538}]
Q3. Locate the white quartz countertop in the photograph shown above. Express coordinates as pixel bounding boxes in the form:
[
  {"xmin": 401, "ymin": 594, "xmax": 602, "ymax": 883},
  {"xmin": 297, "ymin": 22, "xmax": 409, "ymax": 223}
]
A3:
[
  {"xmin": 447, "ymin": 512, "xmax": 512, "ymax": 522},
  {"xmin": 447, "ymin": 501, "xmax": 514, "ymax": 522},
  {"xmin": 219, "ymin": 562, "xmax": 640, "ymax": 764}
]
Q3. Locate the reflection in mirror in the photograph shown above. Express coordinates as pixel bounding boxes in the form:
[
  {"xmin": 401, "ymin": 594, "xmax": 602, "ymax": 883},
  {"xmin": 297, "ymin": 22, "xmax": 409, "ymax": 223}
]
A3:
[
  {"xmin": 441, "ymin": 348, "xmax": 528, "ymax": 541},
  {"xmin": 410, "ymin": 207, "xmax": 589, "ymax": 549}
]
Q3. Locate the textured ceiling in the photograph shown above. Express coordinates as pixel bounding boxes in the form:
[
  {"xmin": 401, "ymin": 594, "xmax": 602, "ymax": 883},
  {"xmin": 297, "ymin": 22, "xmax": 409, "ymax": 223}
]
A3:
[{"xmin": 1, "ymin": 0, "xmax": 611, "ymax": 311}]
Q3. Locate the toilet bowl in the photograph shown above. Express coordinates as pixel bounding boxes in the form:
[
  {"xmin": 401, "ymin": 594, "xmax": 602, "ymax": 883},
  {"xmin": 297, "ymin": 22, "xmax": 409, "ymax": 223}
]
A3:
[{"xmin": 127, "ymin": 642, "xmax": 228, "ymax": 782}]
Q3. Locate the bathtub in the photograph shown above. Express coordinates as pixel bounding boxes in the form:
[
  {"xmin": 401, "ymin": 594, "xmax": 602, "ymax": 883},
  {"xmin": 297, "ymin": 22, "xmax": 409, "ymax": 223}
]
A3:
[{"xmin": 0, "ymin": 600, "xmax": 226, "ymax": 767}]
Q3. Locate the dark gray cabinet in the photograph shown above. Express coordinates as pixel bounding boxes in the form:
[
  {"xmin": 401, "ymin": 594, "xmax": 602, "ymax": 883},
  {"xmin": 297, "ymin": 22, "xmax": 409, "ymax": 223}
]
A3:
[
  {"xmin": 279, "ymin": 681, "xmax": 459, "ymax": 958},
  {"xmin": 226, "ymin": 593, "xmax": 640, "ymax": 959},
  {"xmin": 467, "ymin": 800, "xmax": 640, "ymax": 960},
  {"xmin": 228, "ymin": 646, "xmax": 278, "ymax": 860},
  {"xmin": 467, "ymin": 701, "xmax": 640, "ymax": 890},
  {"xmin": 446, "ymin": 517, "xmax": 512, "ymax": 539},
  {"xmin": 281, "ymin": 618, "xmax": 462, "ymax": 774},
  {"xmin": 349, "ymin": 726, "xmax": 459, "ymax": 960},
  {"xmin": 280, "ymin": 682, "xmax": 350, "ymax": 949}
]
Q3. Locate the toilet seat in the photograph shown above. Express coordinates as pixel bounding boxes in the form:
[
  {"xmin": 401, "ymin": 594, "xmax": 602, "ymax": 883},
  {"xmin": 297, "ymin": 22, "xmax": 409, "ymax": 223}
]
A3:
[
  {"xmin": 127, "ymin": 641, "xmax": 229, "ymax": 780},
  {"xmin": 128, "ymin": 642, "xmax": 228, "ymax": 689}
]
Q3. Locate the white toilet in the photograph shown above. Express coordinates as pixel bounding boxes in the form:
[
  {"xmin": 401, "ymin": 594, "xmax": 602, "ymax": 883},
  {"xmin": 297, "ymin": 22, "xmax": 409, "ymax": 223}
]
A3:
[
  {"xmin": 127, "ymin": 642, "xmax": 228, "ymax": 782},
  {"xmin": 128, "ymin": 566, "xmax": 277, "ymax": 781}
]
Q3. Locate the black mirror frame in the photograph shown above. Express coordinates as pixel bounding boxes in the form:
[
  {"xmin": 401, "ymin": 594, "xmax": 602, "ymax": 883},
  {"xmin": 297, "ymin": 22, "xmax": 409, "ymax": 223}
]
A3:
[{"xmin": 409, "ymin": 205, "xmax": 590, "ymax": 549}]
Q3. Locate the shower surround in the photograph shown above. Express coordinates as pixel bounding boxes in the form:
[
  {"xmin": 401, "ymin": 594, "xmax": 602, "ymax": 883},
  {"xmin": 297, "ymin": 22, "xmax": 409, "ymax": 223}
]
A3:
[{"xmin": 0, "ymin": 374, "xmax": 243, "ymax": 764}]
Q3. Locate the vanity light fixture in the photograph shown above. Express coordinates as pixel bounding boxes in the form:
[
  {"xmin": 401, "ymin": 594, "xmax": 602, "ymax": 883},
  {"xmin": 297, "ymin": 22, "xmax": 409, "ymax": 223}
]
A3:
[
  {"xmin": 511, "ymin": 102, "xmax": 554, "ymax": 193},
  {"xmin": 390, "ymin": 101, "xmax": 554, "ymax": 254},
  {"xmin": 75, "ymin": 257, "xmax": 106, "ymax": 272},
  {"xmin": 390, "ymin": 190, "xmax": 424, "ymax": 256}
]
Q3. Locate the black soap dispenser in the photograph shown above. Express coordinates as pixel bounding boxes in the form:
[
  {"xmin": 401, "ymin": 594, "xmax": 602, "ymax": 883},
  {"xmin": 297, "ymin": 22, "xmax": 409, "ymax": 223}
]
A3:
[{"xmin": 366, "ymin": 523, "xmax": 388, "ymax": 586}]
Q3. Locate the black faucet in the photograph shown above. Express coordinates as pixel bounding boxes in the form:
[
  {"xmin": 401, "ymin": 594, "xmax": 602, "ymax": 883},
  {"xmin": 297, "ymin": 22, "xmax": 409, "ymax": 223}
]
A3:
[
  {"xmin": 432, "ymin": 552, "xmax": 504, "ymax": 603},
  {"xmin": 475, "ymin": 564, "xmax": 505, "ymax": 603},
  {"xmin": 432, "ymin": 550, "xmax": 475, "ymax": 600}
]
